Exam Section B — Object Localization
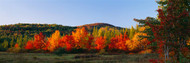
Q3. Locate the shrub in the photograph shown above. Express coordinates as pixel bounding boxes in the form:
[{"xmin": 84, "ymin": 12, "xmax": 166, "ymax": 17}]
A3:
[{"xmin": 7, "ymin": 47, "xmax": 26, "ymax": 53}]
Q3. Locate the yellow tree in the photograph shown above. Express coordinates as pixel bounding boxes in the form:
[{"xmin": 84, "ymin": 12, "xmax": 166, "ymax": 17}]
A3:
[{"xmin": 47, "ymin": 30, "xmax": 61, "ymax": 52}]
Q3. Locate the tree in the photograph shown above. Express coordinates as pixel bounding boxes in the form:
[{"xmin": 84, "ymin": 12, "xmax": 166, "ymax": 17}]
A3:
[
  {"xmin": 23, "ymin": 35, "xmax": 29, "ymax": 46},
  {"xmin": 14, "ymin": 43, "xmax": 19, "ymax": 48},
  {"xmin": 86, "ymin": 35, "xmax": 94, "ymax": 50},
  {"xmin": 92, "ymin": 27, "xmax": 98, "ymax": 38},
  {"xmin": 72, "ymin": 27, "xmax": 89, "ymax": 49},
  {"xmin": 25, "ymin": 41, "xmax": 34, "ymax": 50},
  {"xmin": 94, "ymin": 36, "xmax": 106, "ymax": 50},
  {"xmin": 33, "ymin": 32, "xmax": 47, "ymax": 50},
  {"xmin": 109, "ymin": 34, "xmax": 128, "ymax": 51},
  {"xmin": 47, "ymin": 30, "xmax": 61, "ymax": 52},
  {"xmin": 2, "ymin": 40, "xmax": 9, "ymax": 48},
  {"xmin": 129, "ymin": 26, "xmax": 135, "ymax": 39},
  {"xmin": 25, "ymin": 32, "xmax": 47, "ymax": 50},
  {"xmin": 134, "ymin": 17, "xmax": 160, "ymax": 50},
  {"xmin": 16, "ymin": 35, "xmax": 23, "ymax": 48},
  {"xmin": 58, "ymin": 35, "xmax": 75, "ymax": 51},
  {"xmin": 10, "ymin": 37, "xmax": 14, "ymax": 48},
  {"xmin": 144, "ymin": 0, "xmax": 189, "ymax": 62}
]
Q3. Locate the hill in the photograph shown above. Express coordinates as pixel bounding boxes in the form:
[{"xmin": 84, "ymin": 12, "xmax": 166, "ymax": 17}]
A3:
[
  {"xmin": 0, "ymin": 23, "xmax": 124, "ymax": 51},
  {"xmin": 0, "ymin": 23, "xmax": 123, "ymax": 37},
  {"xmin": 77, "ymin": 23, "xmax": 123, "ymax": 29}
]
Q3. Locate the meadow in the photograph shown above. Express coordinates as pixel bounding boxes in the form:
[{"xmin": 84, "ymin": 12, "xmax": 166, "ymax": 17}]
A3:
[{"xmin": 0, "ymin": 52, "xmax": 159, "ymax": 63}]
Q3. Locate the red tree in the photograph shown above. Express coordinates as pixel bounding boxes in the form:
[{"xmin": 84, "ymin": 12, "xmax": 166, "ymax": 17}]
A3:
[
  {"xmin": 146, "ymin": 0, "xmax": 189, "ymax": 62},
  {"xmin": 109, "ymin": 34, "xmax": 128, "ymax": 51},
  {"xmin": 25, "ymin": 32, "xmax": 47, "ymax": 50},
  {"xmin": 95, "ymin": 36, "xmax": 106, "ymax": 50},
  {"xmin": 58, "ymin": 35, "xmax": 75, "ymax": 51}
]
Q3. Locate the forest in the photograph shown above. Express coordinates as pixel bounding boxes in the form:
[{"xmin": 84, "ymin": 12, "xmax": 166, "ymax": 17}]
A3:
[{"xmin": 0, "ymin": 0, "xmax": 189, "ymax": 63}]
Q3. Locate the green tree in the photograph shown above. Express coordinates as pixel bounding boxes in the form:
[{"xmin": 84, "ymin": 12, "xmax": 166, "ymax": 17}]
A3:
[
  {"xmin": 2, "ymin": 40, "xmax": 9, "ymax": 48},
  {"xmin": 16, "ymin": 35, "xmax": 23, "ymax": 48},
  {"xmin": 129, "ymin": 26, "xmax": 135, "ymax": 39},
  {"xmin": 23, "ymin": 35, "xmax": 29, "ymax": 45},
  {"xmin": 10, "ymin": 37, "xmax": 14, "ymax": 47}
]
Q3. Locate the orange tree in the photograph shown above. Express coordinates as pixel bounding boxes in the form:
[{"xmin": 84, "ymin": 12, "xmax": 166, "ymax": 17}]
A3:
[
  {"xmin": 72, "ymin": 27, "xmax": 91, "ymax": 49},
  {"xmin": 47, "ymin": 30, "xmax": 61, "ymax": 52}
]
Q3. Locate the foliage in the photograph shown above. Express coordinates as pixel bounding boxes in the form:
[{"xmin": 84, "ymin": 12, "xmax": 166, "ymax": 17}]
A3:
[
  {"xmin": 47, "ymin": 30, "xmax": 61, "ymax": 52},
  {"xmin": 58, "ymin": 35, "xmax": 75, "ymax": 51},
  {"xmin": 25, "ymin": 32, "xmax": 47, "ymax": 51},
  {"xmin": 94, "ymin": 36, "xmax": 106, "ymax": 50},
  {"xmin": 135, "ymin": 0, "xmax": 190, "ymax": 62},
  {"xmin": 0, "ymin": 23, "xmax": 152, "ymax": 54},
  {"xmin": 1, "ymin": 40, "xmax": 9, "ymax": 48},
  {"xmin": 109, "ymin": 34, "xmax": 128, "ymax": 51},
  {"xmin": 129, "ymin": 26, "xmax": 135, "ymax": 39},
  {"xmin": 72, "ymin": 27, "xmax": 89, "ymax": 49}
]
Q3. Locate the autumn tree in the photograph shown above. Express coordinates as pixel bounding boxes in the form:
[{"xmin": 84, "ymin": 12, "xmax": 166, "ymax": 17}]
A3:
[
  {"xmin": 72, "ymin": 27, "xmax": 89, "ymax": 49},
  {"xmin": 134, "ymin": 17, "xmax": 160, "ymax": 50},
  {"xmin": 47, "ymin": 30, "xmax": 61, "ymax": 52},
  {"xmin": 58, "ymin": 35, "xmax": 75, "ymax": 51},
  {"xmin": 109, "ymin": 34, "xmax": 128, "ymax": 51},
  {"xmin": 25, "ymin": 32, "xmax": 47, "ymax": 50},
  {"xmin": 95, "ymin": 36, "xmax": 106, "ymax": 50},
  {"xmin": 135, "ymin": 0, "xmax": 190, "ymax": 62},
  {"xmin": 25, "ymin": 41, "xmax": 34, "ymax": 50}
]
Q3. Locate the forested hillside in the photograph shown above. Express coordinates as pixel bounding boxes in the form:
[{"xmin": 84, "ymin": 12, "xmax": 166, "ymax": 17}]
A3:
[{"xmin": 0, "ymin": 23, "xmax": 125, "ymax": 51}]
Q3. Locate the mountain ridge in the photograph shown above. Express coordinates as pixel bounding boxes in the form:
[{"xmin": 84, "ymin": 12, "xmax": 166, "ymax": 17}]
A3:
[{"xmin": 0, "ymin": 23, "xmax": 124, "ymax": 37}]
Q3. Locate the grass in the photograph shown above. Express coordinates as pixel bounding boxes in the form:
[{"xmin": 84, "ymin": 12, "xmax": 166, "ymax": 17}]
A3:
[{"xmin": 0, "ymin": 52, "xmax": 159, "ymax": 63}]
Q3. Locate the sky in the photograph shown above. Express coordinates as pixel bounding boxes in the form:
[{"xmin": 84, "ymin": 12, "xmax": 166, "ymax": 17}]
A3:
[{"xmin": 0, "ymin": 0, "xmax": 158, "ymax": 28}]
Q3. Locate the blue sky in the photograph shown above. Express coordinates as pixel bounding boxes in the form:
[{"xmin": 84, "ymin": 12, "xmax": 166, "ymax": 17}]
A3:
[{"xmin": 0, "ymin": 0, "xmax": 158, "ymax": 28}]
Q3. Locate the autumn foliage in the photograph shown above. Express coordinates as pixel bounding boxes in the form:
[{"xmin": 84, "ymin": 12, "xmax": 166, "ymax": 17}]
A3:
[
  {"xmin": 72, "ymin": 27, "xmax": 89, "ymax": 49},
  {"xmin": 23, "ymin": 26, "xmax": 151, "ymax": 53},
  {"xmin": 25, "ymin": 32, "xmax": 47, "ymax": 50},
  {"xmin": 109, "ymin": 34, "xmax": 128, "ymax": 51},
  {"xmin": 58, "ymin": 35, "xmax": 75, "ymax": 51},
  {"xmin": 94, "ymin": 36, "xmax": 106, "ymax": 50},
  {"xmin": 47, "ymin": 30, "xmax": 61, "ymax": 52}
]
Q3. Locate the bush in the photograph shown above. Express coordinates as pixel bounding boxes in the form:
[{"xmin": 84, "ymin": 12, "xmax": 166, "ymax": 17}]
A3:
[
  {"xmin": 98, "ymin": 49, "xmax": 107, "ymax": 54},
  {"xmin": 7, "ymin": 47, "xmax": 26, "ymax": 53},
  {"xmin": 53, "ymin": 48, "xmax": 67, "ymax": 56},
  {"xmin": 53, "ymin": 48, "xmax": 98, "ymax": 56}
]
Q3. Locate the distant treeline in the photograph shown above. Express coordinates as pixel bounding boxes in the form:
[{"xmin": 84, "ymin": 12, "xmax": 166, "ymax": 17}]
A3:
[{"xmin": 0, "ymin": 23, "xmax": 125, "ymax": 51}]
